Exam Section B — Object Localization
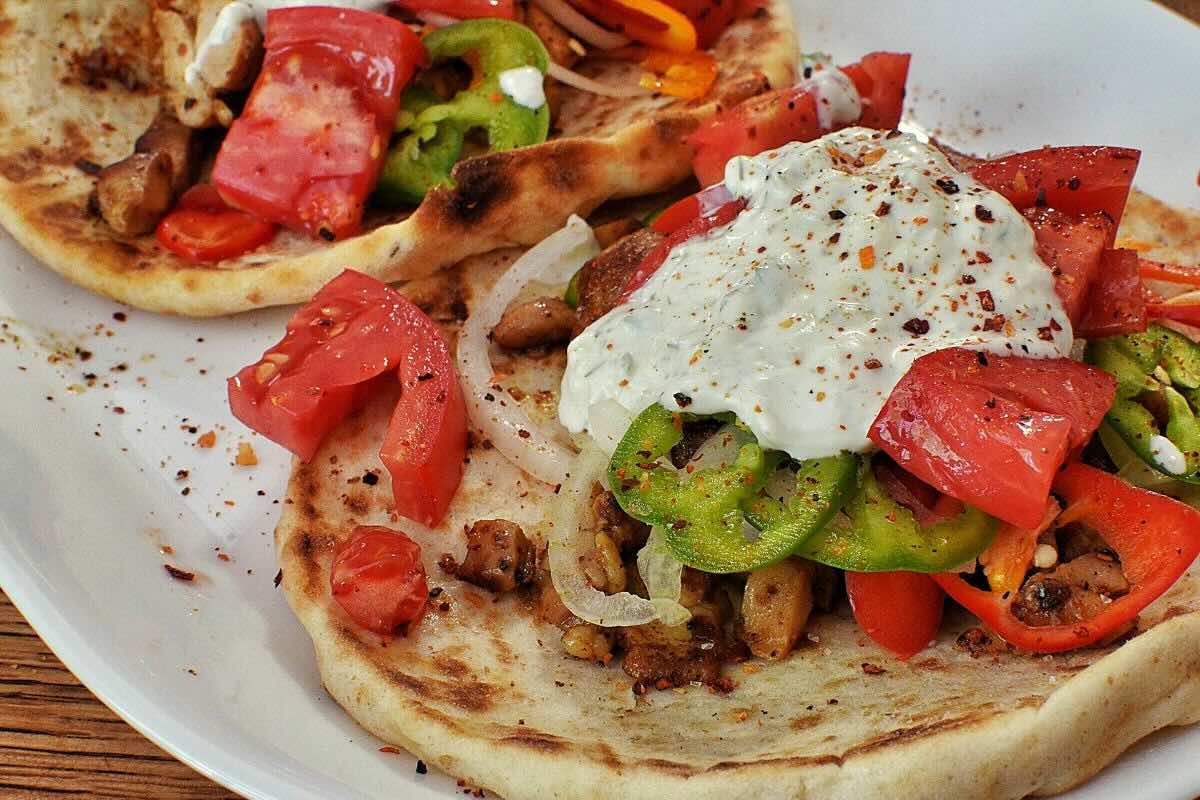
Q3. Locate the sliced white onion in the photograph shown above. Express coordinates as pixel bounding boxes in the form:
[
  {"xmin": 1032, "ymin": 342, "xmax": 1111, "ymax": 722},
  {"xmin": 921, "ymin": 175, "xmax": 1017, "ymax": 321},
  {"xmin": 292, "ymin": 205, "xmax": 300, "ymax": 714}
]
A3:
[
  {"xmin": 637, "ymin": 529, "xmax": 691, "ymax": 626},
  {"xmin": 547, "ymin": 62, "xmax": 650, "ymax": 99},
  {"xmin": 579, "ymin": 399, "xmax": 634, "ymax": 457},
  {"xmin": 532, "ymin": 0, "xmax": 630, "ymax": 50},
  {"xmin": 548, "ymin": 444, "xmax": 666, "ymax": 627},
  {"xmin": 415, "ymin": 9, "xmax": 460, "ymax": 27},
  {"xmin": 457, "ymin": 215, "xmax": 598, "ymax": 485}
]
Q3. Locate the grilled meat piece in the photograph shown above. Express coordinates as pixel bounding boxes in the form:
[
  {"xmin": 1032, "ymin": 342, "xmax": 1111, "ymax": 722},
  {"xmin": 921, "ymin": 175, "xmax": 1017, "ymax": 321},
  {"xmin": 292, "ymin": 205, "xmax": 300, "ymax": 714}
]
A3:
[
  {"xmin": 1011, "ymin": 552, "xmax": 1130, "ymax": 627},
  {"xmin": 95, "ymin": 152, "xmax": 174, "ymax": 237},
  {"xmin": 591, "ymin": 488, "xmax": 650, "ymax": 554},
  {"xmin": 620, "ymin": 618, "xmax": 728, "ymax": 688},
  {"xmin": 492, "ymin": 296, "xmax": 576, "ymax": 350},
  {"xmin": 443, "ymin": 519, "xmax": 535, "ymax": 593},
  {"xmin": 134, "ymin": 113, "xmax": 200, "ymax": 194},
  {"xmin": 96, "ymin": 112, "xmax": 199, "ymax": 236},
  {"xmin": 739, "ymin": 558, "xmax": 815, "ymax": 660},
  {"xmin": 574, "ymin": 227, "xmax": 665, "ymax": 335},
  {"xmin": 524, "ymin": 4, "xmax": 581, "ymax": 68}
]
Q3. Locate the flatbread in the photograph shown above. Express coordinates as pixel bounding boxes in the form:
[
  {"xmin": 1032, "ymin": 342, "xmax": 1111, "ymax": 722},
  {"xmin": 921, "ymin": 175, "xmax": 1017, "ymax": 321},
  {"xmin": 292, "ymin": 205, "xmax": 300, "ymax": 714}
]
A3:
[
  {"xmin": 0, "ymin": 0, "xmax": 795, "ymax": 316},
  {"xmin": 274, "ymin": 193, "xmax": 1200, "ymax": 799}
]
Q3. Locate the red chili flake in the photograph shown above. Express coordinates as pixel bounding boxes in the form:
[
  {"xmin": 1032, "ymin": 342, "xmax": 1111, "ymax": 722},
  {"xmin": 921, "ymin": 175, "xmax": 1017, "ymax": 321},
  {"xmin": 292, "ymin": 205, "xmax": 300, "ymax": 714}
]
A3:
[
  {"xmin": 961, "ymin": 274, "xmax": 976, "ymax": 284},
  {"xmin": 864, "ymin": 358, "xmax": 882, "ymax": 370},
  {"xmin": 164, "ymin": 564, "xmax": 195, "ymax": 582},
  {"xmin": 197, "ymin": 430, "xmax": 216, "ymax": 448},
  {"xmin": 875, "ymin": 201, "xmax": 891, "ymax": 217},
  {"xmin": 790, "ymin": 193, "xmax": 804, "ymax": 205},
  {"xmin": 861, "ymin": 662, "xmax": 887, "ymax": 675},
  {"xmin": 902, "ymin": 318, "xmax": 930, "ymax": 336},
  {"xmin": 982, "ymin": 314, "xmax": 1007, "ymax": 332},
  {"xmin": 1050, "ymin": 318, "xmax": 1062, "ymax": 331},
  {"xmin": 362, "ymin": 471, "xmax": 379, "ymax": 486},
  {"xmin": 975, "ymin": 251, "xmax": 992, "ymax": 264},
  {"xmin": 974, "ymin": 205, "xmax": 994, "ymax": 222},
  {"xmin": 977, "ymin": 290, "xmax": 995, "ymax": 312},
  {"xmin": 112, "ymin": 406, "xmax": 126, "ymax": 415},
  {"xmin": 935, "ymin": 177, "xmax": 960, "ymax": 194},
  {"xmin": 112, "ymin": 311, "xmax": 127, "ymax": 322},
  {"xmin": 517, "ymin": 429, "xmax": 531, "ymax": 439},
  {"xmin": 828, "ymin": 209, "xmax": 846, "ymax": 220},
  {"xmin": 673, "ymin": 392, "xmax": 693, "ymax": 408},
  {"xmin": 217, "ymin": 553, "xmax": 231, "ymax": 562},
  {"xmin": 828, "ymin": 232, "xmax": 841, "ymax": 244},
  {"xmin": 1038, "ymin": 326, "xmax": 1055, "ymax": 341}
]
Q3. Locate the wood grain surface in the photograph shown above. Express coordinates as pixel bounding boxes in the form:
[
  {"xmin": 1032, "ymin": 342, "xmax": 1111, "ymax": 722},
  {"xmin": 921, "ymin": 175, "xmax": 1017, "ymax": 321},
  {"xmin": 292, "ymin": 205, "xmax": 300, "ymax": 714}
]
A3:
[{"xmin": 1, "ymin": 2, "xmax": 1197, "ymax": 798}]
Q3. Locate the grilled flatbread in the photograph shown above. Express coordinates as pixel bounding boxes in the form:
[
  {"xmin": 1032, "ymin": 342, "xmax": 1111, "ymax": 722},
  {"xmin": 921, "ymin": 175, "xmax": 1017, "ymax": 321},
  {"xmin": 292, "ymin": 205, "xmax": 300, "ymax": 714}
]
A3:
[
  {"xmin": 273, "ymin": 193, "xmax": 1200, "ymax": 799},
  {"xmin": 0, "ymin": 0, "xmax": 794, "ymax": 316}
]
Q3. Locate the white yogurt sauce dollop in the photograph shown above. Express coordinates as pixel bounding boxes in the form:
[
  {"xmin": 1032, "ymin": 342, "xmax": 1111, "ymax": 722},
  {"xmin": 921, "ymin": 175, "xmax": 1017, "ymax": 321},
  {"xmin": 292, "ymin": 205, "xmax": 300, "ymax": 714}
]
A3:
[
  {"xmin": 559, "ymin": 128, "xmax": 1074, "ymax": 461},
  {"xmin": 498, "ymin": 66, "xmax": 547, "ymax": 110},
  {"xmin": 187, "ymin": 0, "xmax": 392, "ymax": 87}
]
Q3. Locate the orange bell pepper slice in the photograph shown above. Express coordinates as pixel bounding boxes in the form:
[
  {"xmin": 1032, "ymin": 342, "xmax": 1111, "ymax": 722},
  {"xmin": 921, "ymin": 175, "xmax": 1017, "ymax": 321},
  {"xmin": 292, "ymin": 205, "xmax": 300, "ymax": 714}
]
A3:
[{"xmin": 638, "ymin": 49, "xmax": 717, "ymax": 99}]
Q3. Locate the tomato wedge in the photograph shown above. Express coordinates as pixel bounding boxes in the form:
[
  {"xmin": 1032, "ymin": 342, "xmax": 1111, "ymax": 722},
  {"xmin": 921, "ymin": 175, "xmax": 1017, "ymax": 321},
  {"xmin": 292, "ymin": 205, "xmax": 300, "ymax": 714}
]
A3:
[
  {"xmin": 1148, "ymin": 301, "xmax": 1200, "ymax": 328},
  {"xmin": 228, "ymin": 269, "xmax": 466, "ymax": 525},
  {"xmin": 845, "ymin": 571, "xmax": 944, "ymax": 659},
  {"xmin": 1077, "ymin": 248, "xmax": 1148, "ymax": 337},
  {"xmin": 155, "ymin": 185, "xmax": 276, "ymax": 263},
  {"xmin": 331, "ymin": 526, "xmax": 429, "ymax": 635},
  {"xmin": 391, "ymin": 0, "xmax": 515, "ymax": 19},
  {"xmin": 869, "ymin": 348, "xmax": 1116, "ymax": 529},
  {"xmin": 688, "ymin": 52, "xmax": 910, "ymax": 187},
  {"xmin": 1022, "ymin": 207, "xmax": 1112, "ymax": 326},
  {"xmin": 838, "ymin": 52, "xmax": 911, "ymax": 130},
  {"xmin": 969, "ymin": 146, "xmax": 1140, "ymax": 238},
  {"xmin": 621, "ymin": 197, "xmax": 746, "ymax": 299},
  {"xmin": 934, "ymin": 463, "xmax": 1200, "ymax": 653},
  {"xmin": 213, "ymin": 8, "xmax": 424, "ymax": 240}
]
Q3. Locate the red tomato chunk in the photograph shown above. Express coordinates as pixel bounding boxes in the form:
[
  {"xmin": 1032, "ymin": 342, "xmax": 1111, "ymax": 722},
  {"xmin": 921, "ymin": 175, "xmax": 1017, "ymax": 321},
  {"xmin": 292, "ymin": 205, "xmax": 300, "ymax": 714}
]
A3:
[
  {"xmin": 331, "ymin": 526, "xmax": 429, "ymax": 634},
  {"xmin": 869, "ymin": 349, "xmax": 1115, "ymax": 529},
  {"xmin": 212, "ymin": 8, "xmax": 425, "ymax": 240},
  {"xmin": 228, "ymin": 269, "xmax": 466, "ymax": 526}
]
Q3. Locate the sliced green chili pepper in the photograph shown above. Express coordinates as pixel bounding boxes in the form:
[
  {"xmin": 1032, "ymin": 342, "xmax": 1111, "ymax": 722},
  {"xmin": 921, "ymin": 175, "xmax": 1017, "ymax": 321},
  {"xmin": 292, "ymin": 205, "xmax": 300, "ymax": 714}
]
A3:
[
  {"xmin": 607, "ymin": 404, "xmax": 858, "ymax": 573},
  {"xmin": 376, "ymin": 19, "xmax": 550, "ymax": 206},
  {"xmin": 1086, "ymin": 324, "xmax": 1200, "ymax": 483},
  {"xmin": 563, "ymin": 268, "xmax": 581, "ymax": 309},
  {"xmin": 794, "ymin": 464, "xmax": 997, "ymax": 572}
]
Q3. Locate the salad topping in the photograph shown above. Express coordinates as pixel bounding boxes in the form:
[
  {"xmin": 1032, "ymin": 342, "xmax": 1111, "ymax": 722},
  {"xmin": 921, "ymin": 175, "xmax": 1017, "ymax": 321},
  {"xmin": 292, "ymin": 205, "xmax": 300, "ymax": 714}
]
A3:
[{"xmin": 560, "ymin": 127, "xmax": 1072, "ymax": 460}]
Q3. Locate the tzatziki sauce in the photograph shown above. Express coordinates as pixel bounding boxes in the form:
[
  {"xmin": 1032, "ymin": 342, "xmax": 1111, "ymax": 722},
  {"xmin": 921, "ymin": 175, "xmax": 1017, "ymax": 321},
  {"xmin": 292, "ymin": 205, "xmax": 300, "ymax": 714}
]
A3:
[
  {"xmin": 498, "ymin": 66, "xmax": 547, "ymax": 110},
  {"xmin": 559, "ymin": 127, "xmax": 1074, "ymax": 461}
]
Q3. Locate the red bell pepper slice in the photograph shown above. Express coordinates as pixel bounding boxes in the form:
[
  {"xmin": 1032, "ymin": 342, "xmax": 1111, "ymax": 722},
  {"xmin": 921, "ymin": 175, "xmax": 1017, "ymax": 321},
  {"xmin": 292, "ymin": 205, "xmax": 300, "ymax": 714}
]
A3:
[
  {"xmin": 933, "ymin": 463, "xmax": 1200, "ymax": 654},
  {"xmin": 650, "ymin": 183, "xmax": 733, "ymax": 235},
  {"xmin": 621, "ymin": 197, "xmax": 746, "ymax": 299},
  {"xmin": 1148, "ymin": 301, "xmax": 1200, "ymax": 328},
  {"xmin": 228, "ymin": 269, "xmax": 466, "ymax": 525},
  {"xmin": 846, "ymin": 570, "xmax": 944, "ymax": 659},
  {"xmin": 1140, "ymin": 259, "xmax": 1200, "ymax": 287}
]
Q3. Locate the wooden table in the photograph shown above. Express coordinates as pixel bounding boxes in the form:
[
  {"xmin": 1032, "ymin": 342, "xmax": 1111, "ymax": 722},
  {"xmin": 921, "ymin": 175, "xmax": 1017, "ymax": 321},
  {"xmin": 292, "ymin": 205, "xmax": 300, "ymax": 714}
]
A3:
[
  {"xmin": 0, "ymin": 592, "xmax": 236, "ymax": 799},
  {"xmin": 2, "ymin": 3, "xmax": 1198, "ymax": 796}
]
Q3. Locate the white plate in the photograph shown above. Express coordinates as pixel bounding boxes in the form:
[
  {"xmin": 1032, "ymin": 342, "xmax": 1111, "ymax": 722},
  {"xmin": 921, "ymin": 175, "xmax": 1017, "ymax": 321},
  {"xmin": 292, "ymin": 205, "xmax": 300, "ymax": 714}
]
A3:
[{"xmin": 0, "ymin": 2, "xmax": 1197, "ymax": 798}]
